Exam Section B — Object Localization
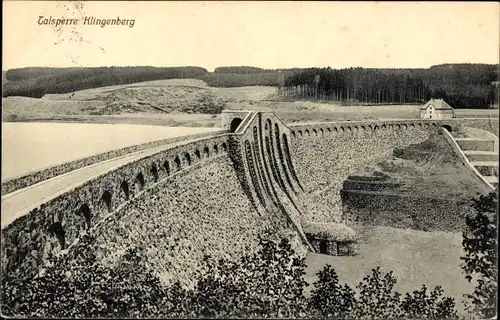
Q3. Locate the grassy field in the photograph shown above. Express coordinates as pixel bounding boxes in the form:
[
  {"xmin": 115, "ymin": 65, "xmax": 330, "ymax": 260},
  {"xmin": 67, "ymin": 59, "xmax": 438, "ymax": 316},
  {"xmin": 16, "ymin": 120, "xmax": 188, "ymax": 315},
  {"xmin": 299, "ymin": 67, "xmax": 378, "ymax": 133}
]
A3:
[
  {"xmin": 215, "ymin": 86, "xmax": 276, "ymax": 102},
  {"xmin": 228, "ymin": 100, "xmax": 425, "ymax": 122},
  {"xmin": 2, "ymin": 96, "xmax": 107, "ymax": 118},
  {"xmin": 304, "ymin": 225, "xmax": 473, "ymax": 316},
  {"xmin": 454, "ymin": 108, "xmax": 499, "ymax": 118}
]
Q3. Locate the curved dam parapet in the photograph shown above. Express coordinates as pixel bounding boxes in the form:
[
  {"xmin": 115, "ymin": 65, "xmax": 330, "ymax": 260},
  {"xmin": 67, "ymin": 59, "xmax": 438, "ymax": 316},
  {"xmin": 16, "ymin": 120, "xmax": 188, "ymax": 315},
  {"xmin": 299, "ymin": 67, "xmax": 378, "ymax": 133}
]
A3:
[{"xmin": 2, "ymin": 112, "xmax": 491, "ymax": 285}]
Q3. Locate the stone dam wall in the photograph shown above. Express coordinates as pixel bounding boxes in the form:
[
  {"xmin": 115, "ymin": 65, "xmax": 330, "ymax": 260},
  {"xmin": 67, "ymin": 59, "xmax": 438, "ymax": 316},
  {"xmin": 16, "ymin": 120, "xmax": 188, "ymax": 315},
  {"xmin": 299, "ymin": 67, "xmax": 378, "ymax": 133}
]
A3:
[
  {"xmin": 2, "ymin": 113, "xmax": 493, "ymax": 285},
  {"xmin": 289, "ymin": 120, "xmax": 463, "ymax": 224},
  {"xmin": 454, "ymin": 117, "xmax": 499, "ymax": 137},
  {"xmin": 91, "ymin": 154, "xmax": 302, "ymax": 288},
  {"xmin": 340, "ymin": 190, "xmax": 475, "ymax": 232}
]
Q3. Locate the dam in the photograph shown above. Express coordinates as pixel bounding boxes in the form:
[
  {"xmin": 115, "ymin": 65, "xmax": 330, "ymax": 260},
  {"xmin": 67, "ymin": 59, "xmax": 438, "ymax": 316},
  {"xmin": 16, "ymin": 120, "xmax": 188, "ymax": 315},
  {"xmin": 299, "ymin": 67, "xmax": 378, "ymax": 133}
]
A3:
[{"xmin": 1, "ymin": 111, "xmax": 498, "ymax": 286}]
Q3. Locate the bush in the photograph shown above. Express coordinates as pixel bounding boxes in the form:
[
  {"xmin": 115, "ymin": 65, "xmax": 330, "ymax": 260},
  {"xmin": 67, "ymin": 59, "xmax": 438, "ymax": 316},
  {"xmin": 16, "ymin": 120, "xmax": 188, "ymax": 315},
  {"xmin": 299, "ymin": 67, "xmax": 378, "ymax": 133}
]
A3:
[
  {"xmin": 2, "ymin": 236, "xmax": 458, "ymax": 319},
  {"xmin": 187, "ymin": 238, "xmax": 308, "ymax": 318},
  {"xmin": 354, "ymin": 267, "xmax": 404, "ymax": 319},
  {"xmin": 308, "ymin": 264, "xmax": 357, "ymax": 318},
  {"xmin": 401, "ymin": 285, "xmax": 458, "ymax": 319},
  {"xmin": 309, "ymin": 265, "xmax": 457, "ymax": 319},
  {"xmin": 461, "ymin": 190, "xmax": 498, "ymax": 318}
]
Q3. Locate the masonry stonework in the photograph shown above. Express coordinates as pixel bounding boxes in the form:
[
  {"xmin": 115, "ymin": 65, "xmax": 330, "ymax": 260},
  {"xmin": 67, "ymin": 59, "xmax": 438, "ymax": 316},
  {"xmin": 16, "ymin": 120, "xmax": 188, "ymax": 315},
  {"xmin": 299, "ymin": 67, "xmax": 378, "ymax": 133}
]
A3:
[
  {"xmin": 289, "ymin": 120, "xmax": 455, "ymax": 223},
  {"xmin": 90, "ymin": 155, "xmax": 302, "ymax": 288}
]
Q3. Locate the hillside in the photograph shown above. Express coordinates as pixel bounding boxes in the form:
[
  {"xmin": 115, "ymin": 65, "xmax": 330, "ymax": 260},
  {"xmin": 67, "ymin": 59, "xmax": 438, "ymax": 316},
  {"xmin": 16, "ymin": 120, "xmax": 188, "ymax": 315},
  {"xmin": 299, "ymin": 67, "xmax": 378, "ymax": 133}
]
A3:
[
  {"xmin": 41, "ymin": 78, "xmax": 209, "ymax": 101},
  {"xmin": 3, "ymin": 64, "xmax": 498, "ymax": 108},
  {"xmin": 1, "ymin": 79, "xmax": 282, "ymax": 124},
  {"xmin": 2, "ymin": 66, "xmax": 209, "ymax": 98},
  {"xmin": 2, "ymin": 79, "xmax": 228, "ymax": 120}
]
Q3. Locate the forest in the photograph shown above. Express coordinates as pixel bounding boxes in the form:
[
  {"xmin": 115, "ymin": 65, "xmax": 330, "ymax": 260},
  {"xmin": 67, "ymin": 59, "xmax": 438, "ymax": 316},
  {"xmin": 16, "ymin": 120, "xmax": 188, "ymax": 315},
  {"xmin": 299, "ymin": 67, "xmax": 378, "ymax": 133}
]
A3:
[
  {"xmin": 2, "ymin": 66, "xmax": 208, "ymax": 98},
  {"xmin": 279, "ymin": 65, "xmax": 499, "ymax": 109},
  {"xmin": 2, "ymin": 64, "xmax": 498, "ymax": 109}
]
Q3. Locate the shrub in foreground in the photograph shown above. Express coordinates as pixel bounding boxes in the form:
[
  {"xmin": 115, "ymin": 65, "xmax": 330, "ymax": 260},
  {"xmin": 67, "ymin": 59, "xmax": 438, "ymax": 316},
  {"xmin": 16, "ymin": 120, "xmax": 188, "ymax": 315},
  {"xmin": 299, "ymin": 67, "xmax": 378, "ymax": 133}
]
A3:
[
  {"xmin": 461, "ymin": 191, "xmax": 498, "ymax": 318},
  {"xmin": 309, "ymin": 265, "xmax": 457, "ymax": 320},
  {"xmin": 1, "ymin": 234, "xmax": 459, "ymax": 319}
]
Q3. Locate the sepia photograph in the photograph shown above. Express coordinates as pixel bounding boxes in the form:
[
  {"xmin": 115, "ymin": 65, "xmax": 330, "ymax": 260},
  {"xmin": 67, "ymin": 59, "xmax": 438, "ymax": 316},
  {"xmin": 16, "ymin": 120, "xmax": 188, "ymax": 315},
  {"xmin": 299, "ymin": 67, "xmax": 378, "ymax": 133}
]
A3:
[{"xmin": 1, "ymin": 1, "xmax": 499, "ymax": 318}]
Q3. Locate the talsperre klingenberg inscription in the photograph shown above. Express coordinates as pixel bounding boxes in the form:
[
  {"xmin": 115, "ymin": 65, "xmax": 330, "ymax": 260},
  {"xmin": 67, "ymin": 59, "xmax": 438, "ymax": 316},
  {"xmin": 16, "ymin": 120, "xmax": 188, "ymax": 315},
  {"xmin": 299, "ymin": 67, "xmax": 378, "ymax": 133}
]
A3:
[{"xmin": 38, "ymin": 16, "xmax": 136, "ymax": 28}]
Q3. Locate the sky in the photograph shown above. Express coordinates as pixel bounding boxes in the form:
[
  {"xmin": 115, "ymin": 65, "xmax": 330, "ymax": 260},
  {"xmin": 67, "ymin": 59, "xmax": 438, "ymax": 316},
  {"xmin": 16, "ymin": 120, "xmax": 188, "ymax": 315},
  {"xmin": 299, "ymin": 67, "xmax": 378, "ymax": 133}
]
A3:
[{"xmin": 2, "ymin": 1, "xmax": 499, "ymax": 71}]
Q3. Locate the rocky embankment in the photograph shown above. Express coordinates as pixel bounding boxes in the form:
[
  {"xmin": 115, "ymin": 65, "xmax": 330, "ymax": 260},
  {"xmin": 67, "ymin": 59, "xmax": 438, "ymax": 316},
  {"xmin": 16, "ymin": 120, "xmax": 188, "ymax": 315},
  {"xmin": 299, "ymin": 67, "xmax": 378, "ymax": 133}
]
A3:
[{"xmin": 340, "ymin": 133, "xmax": 484, "ymax": 232}]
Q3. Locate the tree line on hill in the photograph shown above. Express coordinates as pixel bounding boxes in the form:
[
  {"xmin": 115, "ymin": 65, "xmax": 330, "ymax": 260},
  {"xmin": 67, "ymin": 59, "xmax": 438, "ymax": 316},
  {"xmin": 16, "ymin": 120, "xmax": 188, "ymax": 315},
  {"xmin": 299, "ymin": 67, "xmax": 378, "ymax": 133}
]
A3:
[
  {"xmin": 1, "ymin": 191, "xmax": 497, "ymax": 319},
  {"xmin": 279, "ymin": 65, "xmax": 499, "ymax": 108},
  {"xmin": 214, "ymin": 66, "xmax": 275, "ymax": 74},
  {"xmin": 213, "ymin": 66, "xmax": 307, "ymax": 74},
  {"xmin": 201, "ymin": 72, "xmax": 280, "ymax": 87},
  {"xmin": 2, "ymin": 66, "xmax": 208, "ymax": 98},
  {"xmin": 2, "ymin": 64, "xmax": 498, "ymax": 109}
]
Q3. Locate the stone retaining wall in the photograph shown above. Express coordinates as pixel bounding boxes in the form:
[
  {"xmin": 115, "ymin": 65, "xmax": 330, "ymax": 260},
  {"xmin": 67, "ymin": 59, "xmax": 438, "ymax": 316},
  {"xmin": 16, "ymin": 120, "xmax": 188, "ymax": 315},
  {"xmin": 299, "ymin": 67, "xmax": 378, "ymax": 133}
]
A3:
[{"xmin": 90, "ymin": 155, "xmax": 302, "ymax": 288}]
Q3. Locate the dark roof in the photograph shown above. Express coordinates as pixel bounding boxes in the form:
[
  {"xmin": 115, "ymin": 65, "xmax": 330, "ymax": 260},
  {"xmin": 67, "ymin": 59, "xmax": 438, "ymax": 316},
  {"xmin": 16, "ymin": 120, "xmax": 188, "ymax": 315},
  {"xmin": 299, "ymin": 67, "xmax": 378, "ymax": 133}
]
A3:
[
  {"xmin": 302, "ymin": 222, "xmax": 358, "ymax": 242},
  {"xmin": 420, "ymin": 98, "xmax": 454, "ymax": 110}
]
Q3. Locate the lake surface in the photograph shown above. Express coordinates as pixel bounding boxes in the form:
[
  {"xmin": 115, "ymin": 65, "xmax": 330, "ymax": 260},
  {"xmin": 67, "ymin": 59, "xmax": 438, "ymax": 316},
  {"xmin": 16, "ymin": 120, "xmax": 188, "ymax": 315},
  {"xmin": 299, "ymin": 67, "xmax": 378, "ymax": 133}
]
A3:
[{"xmin": 1, "ymin": 122, "xmax": 221, "ymax": 181}]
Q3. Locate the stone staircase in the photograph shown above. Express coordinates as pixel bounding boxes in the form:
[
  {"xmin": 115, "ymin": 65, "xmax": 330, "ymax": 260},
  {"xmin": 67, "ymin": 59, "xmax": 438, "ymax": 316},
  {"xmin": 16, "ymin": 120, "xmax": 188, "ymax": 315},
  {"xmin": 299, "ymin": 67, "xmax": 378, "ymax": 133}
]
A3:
[{"xmin": 454, "ymin": 137, "xmax": 499, "ymax": 189}]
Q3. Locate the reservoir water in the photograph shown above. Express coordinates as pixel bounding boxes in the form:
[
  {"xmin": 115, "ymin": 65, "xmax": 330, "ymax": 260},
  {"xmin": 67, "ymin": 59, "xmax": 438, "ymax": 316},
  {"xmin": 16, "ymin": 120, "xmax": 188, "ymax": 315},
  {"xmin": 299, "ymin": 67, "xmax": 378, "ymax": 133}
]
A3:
[{"xmin": 2, "ymin": 122, "xmax": 220, "ymax": 181}]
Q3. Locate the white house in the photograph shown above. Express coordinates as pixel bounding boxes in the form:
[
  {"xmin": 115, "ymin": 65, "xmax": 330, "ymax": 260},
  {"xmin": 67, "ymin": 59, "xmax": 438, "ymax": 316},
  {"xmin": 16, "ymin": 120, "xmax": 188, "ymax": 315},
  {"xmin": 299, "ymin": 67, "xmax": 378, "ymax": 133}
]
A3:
[{"xmin": 420, "ymin": 98, "xmax": 454, "ymax": 120}]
